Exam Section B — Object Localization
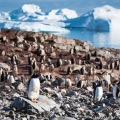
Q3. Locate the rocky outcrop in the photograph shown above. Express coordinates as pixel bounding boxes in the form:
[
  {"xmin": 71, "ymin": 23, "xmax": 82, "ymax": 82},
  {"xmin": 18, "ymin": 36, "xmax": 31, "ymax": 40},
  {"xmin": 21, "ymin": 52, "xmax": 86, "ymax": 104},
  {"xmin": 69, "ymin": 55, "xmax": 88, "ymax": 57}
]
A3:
[{"xmin": 11, "ymin": 95, "xmax": 60, "ymax": 112}]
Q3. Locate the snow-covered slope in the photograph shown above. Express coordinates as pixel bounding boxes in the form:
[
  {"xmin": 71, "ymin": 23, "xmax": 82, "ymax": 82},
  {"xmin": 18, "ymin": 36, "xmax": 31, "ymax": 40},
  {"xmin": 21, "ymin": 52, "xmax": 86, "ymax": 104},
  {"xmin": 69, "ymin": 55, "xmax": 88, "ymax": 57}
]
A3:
[{"xmin": 65, "ymin": 5, "xmax": 120, "ymax": 31}]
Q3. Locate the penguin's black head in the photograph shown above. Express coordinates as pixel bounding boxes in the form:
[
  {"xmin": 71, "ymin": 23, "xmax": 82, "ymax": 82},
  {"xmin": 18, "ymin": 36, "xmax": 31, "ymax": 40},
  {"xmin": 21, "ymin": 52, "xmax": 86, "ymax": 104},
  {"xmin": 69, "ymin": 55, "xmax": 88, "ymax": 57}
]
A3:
[{"xmin": 31, "ymin": 73, "xmax": 39, "ymax": 78}]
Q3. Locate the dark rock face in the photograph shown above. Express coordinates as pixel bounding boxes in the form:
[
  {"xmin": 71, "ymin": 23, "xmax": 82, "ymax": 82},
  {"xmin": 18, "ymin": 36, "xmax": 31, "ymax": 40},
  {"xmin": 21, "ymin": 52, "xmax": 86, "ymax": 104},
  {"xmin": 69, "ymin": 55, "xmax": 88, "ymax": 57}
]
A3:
[{"xmin": 10, "ymin": 97, "xmax": 27, "ymax": 111}]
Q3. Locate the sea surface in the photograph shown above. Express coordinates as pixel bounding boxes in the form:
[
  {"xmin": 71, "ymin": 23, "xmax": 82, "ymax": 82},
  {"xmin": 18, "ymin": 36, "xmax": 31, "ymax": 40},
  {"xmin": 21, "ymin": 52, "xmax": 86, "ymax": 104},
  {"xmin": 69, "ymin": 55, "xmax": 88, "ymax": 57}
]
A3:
[{"xmin": 55, "ymin": 28, "xmax": 120, "ymax": 49}]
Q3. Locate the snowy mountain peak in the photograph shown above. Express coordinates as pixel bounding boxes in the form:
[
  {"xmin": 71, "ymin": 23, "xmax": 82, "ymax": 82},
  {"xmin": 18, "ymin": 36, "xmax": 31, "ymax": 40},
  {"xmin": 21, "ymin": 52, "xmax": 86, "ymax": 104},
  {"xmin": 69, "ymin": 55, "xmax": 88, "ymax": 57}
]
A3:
[{"xmin": 21, "ymin": 4, "xmax": 42, "ymax": 14}]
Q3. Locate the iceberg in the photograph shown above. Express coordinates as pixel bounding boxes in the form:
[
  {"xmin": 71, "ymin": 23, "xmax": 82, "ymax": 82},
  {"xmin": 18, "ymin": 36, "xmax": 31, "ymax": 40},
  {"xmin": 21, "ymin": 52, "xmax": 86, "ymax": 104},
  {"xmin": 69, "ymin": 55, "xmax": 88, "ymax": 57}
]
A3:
[
  {"xmin": 0, "ymin": 4, "xmax": 73, "ymax": 33},
  {"xmin": 0, "ymin": 4, "xmax": 119, "ymax": 32},
  {"xmin": 65, "ymin": 5, "xmax": 120, "ymax": 31}
]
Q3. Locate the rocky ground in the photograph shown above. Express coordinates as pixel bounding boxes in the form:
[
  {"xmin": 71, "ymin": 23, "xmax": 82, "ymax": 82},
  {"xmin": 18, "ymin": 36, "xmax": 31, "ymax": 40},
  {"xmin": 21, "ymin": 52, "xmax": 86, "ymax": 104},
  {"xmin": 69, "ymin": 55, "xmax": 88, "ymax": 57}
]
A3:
[{"xmin": 0, "ymin": 29, "xmax": 120, "ymax": 120}]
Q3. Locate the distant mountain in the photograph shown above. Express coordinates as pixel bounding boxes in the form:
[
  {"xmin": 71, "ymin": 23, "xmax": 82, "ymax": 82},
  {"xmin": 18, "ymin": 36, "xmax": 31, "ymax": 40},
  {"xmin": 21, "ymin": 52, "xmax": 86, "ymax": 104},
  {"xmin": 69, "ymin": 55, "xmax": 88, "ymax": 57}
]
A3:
[{"xmin": 65, "ymin": 5, "xmax": 120, "ymax": 31}]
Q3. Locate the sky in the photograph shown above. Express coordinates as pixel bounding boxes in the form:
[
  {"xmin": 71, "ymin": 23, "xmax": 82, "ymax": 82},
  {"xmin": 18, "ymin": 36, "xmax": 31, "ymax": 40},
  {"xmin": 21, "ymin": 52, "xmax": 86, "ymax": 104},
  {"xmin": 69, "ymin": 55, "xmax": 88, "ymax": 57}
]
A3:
[{"xmin": 0, "ymin": 0, "xmax": 120, "ymax": 16}]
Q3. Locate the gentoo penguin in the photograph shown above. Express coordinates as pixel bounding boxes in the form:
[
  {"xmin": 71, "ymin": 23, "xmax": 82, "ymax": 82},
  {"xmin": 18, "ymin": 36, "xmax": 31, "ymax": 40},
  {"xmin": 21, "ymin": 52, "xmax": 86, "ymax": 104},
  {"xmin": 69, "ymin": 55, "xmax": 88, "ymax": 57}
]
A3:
[
  {"xmin": 67, "ymin": 66, "xmax": 72, "ymax": 75},
  {"xmin": 93, "ymin": 81, "xmax": 103, "ymax": 102},
  {"xmin": 77, "ymin": 80, "xmax": 86, "ymax": 88},
  {"xmin": 102, "ymin": 72, "xmax": 111, "ymax": 89},
  {"xmin": 71, "ymin": 58, "xmax": 75, "ymax": 64},
  {"xmin": 74, "ymin": 76, "xmax": 79, "ymax": 85},
  {"xmin": 27, "ymin": 73, "xmax": 40, "ymax": 102},
  {"xmin": 113, "ymin": 83, "xmax": 119, "ymax": 99},
  {"xmin": 65, "ymin": 78, "xmax": 72, "ymax": 89}
]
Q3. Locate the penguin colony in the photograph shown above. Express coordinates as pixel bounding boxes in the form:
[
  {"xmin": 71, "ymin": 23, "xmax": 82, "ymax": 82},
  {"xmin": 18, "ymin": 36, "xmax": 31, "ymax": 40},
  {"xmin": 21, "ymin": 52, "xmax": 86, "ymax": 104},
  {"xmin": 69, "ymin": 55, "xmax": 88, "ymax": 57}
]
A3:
[{"xmin": 0, "ymin": 30, "xmax": 119, "ymax": 103}]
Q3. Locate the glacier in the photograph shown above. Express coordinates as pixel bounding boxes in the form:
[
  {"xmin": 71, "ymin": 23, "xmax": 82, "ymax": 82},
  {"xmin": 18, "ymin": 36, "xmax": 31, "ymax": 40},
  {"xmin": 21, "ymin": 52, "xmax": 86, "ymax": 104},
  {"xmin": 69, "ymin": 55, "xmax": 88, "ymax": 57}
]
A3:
[
  {"xmin": 65, "ymin": 5, "xmax": 120, "ymax": 31},
  {"xmin": 0, "ymin": 4, "xmax": 120, "ymax": 32},
  {"xmin": 0, "ymin": 4, "xmax": 78, "ymax": 33}
]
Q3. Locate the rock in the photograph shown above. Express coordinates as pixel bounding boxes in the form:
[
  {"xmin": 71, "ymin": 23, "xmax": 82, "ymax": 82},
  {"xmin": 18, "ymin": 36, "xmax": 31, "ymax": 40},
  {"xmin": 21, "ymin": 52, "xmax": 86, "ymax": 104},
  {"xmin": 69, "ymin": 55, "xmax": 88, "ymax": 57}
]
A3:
[
  {"xmin": 59, "ymin": 89, "xmax": 66, "ymax": 95},
  {"xmin": 51, "ymin": 116, "xmax": 76, "ymax": 120},
  {"xmin": 17, "ymin": 82, "xmax": 26, "ymax": 91},
  {"xmin": 26, "ymin": 105, "xmax": 38, "ymax": 115},
  {"xmin": 114, "ymin": 110, "xmax": 120, "ymax": 117},
  {"xmin": 43, "ymin": 87, "xmax": 55, "ymax": 94},
  {"xmin": 51, "ymin": 93, "xmax": 62, "ymax": 98},
  {"xmin": 0, "ymin": 62, "xmax": 10, "ymax": 71},
  {"xmin": 11, "ymin": 95, "xmax": 59, "ymax": 112},
  {"xmin": 115, "ymin": 98, "xmax": 120, "ymax": 105},
  {"xmin": 50, "ymin": 52, "xmax": 57, "ymax": 58},
  {"xmin": 40, "ymin": 36, "xmax": 45, "ymax": 43},
  {"xmin": 16, "ymin": 36, "xmax": 24, "ymax": 43},
  {"xmin": 0, "ymin": 49, "xmax": 5, "ymax": 56},
  {"xmin": 10, "ymin": 97, "xmax": 26, "ymax": 111},
  {"xmin": 5, "ymin": 86, "xmax": 11, "ymax": 91},
  {"xmin": 66, "ymin": 90, "xmax": 77, "ymax": 96},
  {"xmin": 21, "ymin": 117, "xmax": 27, "ymax": 120}
]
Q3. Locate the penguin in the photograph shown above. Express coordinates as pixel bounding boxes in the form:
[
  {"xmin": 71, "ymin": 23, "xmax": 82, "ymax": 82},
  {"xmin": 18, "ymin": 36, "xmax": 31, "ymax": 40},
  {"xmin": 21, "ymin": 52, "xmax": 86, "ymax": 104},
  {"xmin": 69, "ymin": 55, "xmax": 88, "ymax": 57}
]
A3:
[
  {"xmin": 74, "ymin": 76, "xmax": 79, "ymax": 85},
  {"xmin": 74, "ymin": 46, "xmax": 77, "ymax": 54},
  {"xmin": 86, "ymin": 52, "xmax": 91, "ymax": 60},
  {"xmin": 27, "ymin": 73, "xmax": 40, "ymax": 102},
  {"xmin": 47, "ymin": 58, "xmax": 51, "ymax": 65},
  {"xmin": 110, "ymin": 62, "xmax": 115, "ymax": 70},
  {"xmin": 99, "ymin": 61, "xmax": 103, "ymax": 69},
  {"xmin": 69, "ymin": 48, "xmax": 74, "ymax": 55},
  {"xmin": 1, "ymin": 70, "xmax": 5, "ymax": 82},
  {"xmin": 33, "ymin": 60, "xmax": 37, "ymax": 70},
  {"xmin": 77, "ymin": 80, "xmax": 86, "ymax": 88},
  {"xmin": 57, "ymin": 59, "xmax": 62, "ymax": 67},
  {"xmin": 113, "ymin": 84, "xmax": 119, "ymax": 99},
  {"xmin": 29, "ymin": 65, "xmax": 34, "ymax": 75},
  {"xmin": 67, "ymin": 66, "xmax": 72, "ymax": 75},
  {"xmin": 40, "ymin": 55, "xmax": 45, "ymax": 63},
  {"xmin": 28, "ymin": 55, "xmax": 31, "ymax": 65},
  {"xmin": 49, "ymin": 64, "xmax": 54, "ymax": 72},
  {"xmin": 115, "ymin": 60, "xmax": 119, "ymax": 67},
  {"xmin": 0, "ymin": 68, "xmax": 3, "ymax": 82},
  {"xmin": 93, "ymin": 81, "xmax": 103, "ymax": 102},
  {"xmin": 65, "ymin": 78, "xmax": 72, "ymax": 89},
  {"xmin": 78, "ymin": 59, "xmax": 81, "ymax": 65},
  {"xmin": 59, "ymin": 53, "xmax": 63, "ymax": 59},
  {"xmin": 71, "ymin": 58, "xmax": 75, "ymax": 64},
  {"xmin": 102, "ymin": 72, "xmax": 111, "ymax": 89},
  {"xmin": 89, "ymin": 67, "xmax": 93, "ymax": 75},
  {"xmin": 81, "ymin": 66, "xmax": 85, "ymax": 75},
  {"xmin": 67, "ymin": 60, "xmax": 71, "ymax": 65},
  {"xmin": 13, "ymin": 64, "xmax": 18, "ymax": 74},
  {"xmin": 39, "ymin": 63, "xmax": 45, "ymax": 73},
  {"xmin": 8, "ymin": 75, "xmax": 15, "ymax": 84}
]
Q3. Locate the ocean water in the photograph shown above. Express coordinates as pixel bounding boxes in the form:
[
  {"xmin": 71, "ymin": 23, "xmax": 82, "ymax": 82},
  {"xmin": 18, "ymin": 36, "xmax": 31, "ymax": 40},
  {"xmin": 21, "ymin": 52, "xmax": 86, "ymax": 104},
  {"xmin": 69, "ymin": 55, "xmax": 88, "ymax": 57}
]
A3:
[{"xmin": 55, "ymin": 28, "xmax": 120, "ymax": 49}]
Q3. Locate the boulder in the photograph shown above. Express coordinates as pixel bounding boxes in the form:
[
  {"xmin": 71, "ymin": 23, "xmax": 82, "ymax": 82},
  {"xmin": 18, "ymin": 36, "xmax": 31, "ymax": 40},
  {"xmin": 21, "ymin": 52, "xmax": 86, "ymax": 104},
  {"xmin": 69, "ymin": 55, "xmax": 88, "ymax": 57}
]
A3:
[
  {"xmin": 16, "ymin": 36, "xmax": 24, "ymax": 43},
  {"xmin": 51, "ymin": 116, "xmax": 76, "ymax": 120},
  {"xmin": 0, "ymin": 62, "xmax": 10, "ymax": 71},
  {"xmin": 17, "ymin": 82, "xmax": 26, "ymax": 91},
  {"xmin": 11, "ymin": 95, "xmax": 59, "ymax": 112}
]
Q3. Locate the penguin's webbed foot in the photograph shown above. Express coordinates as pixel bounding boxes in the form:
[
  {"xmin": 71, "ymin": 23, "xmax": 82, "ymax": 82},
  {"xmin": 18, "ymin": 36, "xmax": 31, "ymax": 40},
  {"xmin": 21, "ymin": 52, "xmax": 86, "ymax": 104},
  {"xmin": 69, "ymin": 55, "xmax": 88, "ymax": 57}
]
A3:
[
  {"xmin": 31, "ymin": 98, "xmax": 38, "ymax": 103},
  {"xmin": 34, "ymin": 99, "xmax": 38, "ymax": 103}
]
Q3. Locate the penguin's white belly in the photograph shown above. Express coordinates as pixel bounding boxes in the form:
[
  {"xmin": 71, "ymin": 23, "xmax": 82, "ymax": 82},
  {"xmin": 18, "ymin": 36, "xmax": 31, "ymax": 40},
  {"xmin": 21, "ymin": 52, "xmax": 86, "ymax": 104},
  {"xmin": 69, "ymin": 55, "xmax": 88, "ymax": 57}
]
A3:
[
  {"xmin": 95, "ymin": 87, "xmax": 103, "ymax": 101},
  {"xmin": 28, "ymin": 78, "xmax": 40, "ymax": 99},
  {"xmin": 113, "ymin": 85, "xmax": 117, "ymax": 99}
]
